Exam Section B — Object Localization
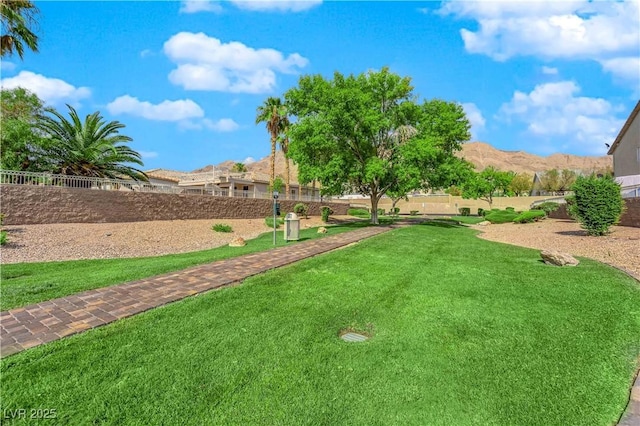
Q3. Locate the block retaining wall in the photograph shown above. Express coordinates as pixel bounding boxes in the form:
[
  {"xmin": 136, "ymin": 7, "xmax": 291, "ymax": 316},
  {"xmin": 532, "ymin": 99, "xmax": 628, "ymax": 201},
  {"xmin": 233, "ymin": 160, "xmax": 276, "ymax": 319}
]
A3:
[
  {"xmin": 0, "ymin": 185, "xmax": 348, "ymax": 225},
  {"xmin": 549, "ymin": 198, "xmax": 640, "ymax": 228}
]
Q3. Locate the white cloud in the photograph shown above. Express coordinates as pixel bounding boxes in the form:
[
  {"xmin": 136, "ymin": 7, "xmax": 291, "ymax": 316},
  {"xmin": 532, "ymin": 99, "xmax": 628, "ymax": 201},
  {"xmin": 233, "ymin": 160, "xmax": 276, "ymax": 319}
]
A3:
[
  {"xmin": 439, "ymin": 1, "xmax": 639, "ymax": 86},
  {"xmin": 0, "ymin": 71, "xmax": 91, "ymax": 106},
  {"xmin": 107, "ymin": 95, "xmax": 204, "ymax": 122},
  {"xmin": 178, "ymin": 117, "xmax": 240, "ymax": 132},
  {"xmin": 230, "ymin": 0, "xmax": 321, "ymax": 12},
  {"xmin": 600, "ymin": 57, "xmax": 640, "ymax": 87},
  {"xmin": 461, "ymin": 102, "xmax": 486, "ymax": 140},
  {"xmin": 243, "ymin": 156, "xmax": 256, "ymax": 164},
  {"xmin": 139, "ymin": 151, "xmax": 159, "ymax": 159},
  {"xmin": 203, "ymin": 118, "xmax": 240, "ymax": 132},
  {"xmin": 179, "ymin": 0, "xmax": 223, "ymax": 14},
  {"xmin": 140, "ymin": 49, "xmax": 154, "ymax": 58},
  {"xmin": 542, "ymin": 66, "xmax": 559, "ymax": 75},
  {"xmin": 498, "ymin": 81, "xmax": 624, "ymax": 154},
  {"xmin": 0, "ymin": 61, "xmax": 16, "ymax": 72},
  {"xmin": 163, "ymin": 32, "xmax": 308, "ymax": 93}
]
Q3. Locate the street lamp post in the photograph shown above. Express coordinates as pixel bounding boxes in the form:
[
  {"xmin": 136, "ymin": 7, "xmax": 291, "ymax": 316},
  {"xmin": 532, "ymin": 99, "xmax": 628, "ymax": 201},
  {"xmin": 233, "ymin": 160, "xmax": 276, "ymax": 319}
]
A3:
[{"xmin": 273, "ymin": 191, "xmax": 279, "ymax": 245}]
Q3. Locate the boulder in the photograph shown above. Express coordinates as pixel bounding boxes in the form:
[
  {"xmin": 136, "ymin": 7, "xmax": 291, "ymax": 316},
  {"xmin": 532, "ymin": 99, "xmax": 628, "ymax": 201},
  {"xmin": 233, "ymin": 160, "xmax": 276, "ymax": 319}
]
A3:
[
  {"xmin": 541, "ymin": 250, "xmax": 579, "ymax": 266},
  {"xmin": 317, "ymin": 227, "xmax": 327, "ymax": 234},
  {"xmin": 477, "ymin": 221, "xmax": 491, "ymax": 226},
  {"xmin": 229, "ymin": 237, "xmax": 246, "ymax": 247}
]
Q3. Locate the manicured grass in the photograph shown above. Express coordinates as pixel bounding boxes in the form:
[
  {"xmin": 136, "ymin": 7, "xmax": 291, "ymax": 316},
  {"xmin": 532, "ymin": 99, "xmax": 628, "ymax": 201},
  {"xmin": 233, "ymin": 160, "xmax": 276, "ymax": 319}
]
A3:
[
  {"xmin": 2, "ymin": 223, "xmax": 639, "ymax": 425},
  {"xmin": 0, "ymin": 222, "xmax": 367, "ymax": 311}
]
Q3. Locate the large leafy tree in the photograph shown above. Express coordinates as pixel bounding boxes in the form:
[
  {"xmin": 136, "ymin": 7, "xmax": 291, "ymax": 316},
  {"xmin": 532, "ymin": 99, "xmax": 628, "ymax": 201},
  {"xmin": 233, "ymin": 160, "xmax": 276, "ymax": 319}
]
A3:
[
  {"xmin": 0, "ymin": 87, "xmax": 48, "ymax": 170},
  {"xmin": 256, "ymin": 96, "xmax": 288, "ymax": 190},
  {"xmin": 285, "ymin": 67, "xmax": 471, "ymax": 224},
  {"xmin": 1, "ymin": 0, "xmax": 39, "ymax": 59},
  {"xmin": 37, "ymin": 105, "xmax": 147, "ymax": 180},
  {"xmin": 509, "ymin": 172, "xmax": 533, "ymax": 196},
  {"xmin": 462, "ymin": 166, "xmax": 514, "ymax": 209}
]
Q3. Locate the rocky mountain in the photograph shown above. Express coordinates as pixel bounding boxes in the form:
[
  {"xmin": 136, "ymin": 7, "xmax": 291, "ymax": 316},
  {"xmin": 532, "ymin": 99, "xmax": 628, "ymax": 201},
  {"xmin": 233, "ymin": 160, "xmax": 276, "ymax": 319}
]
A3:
[
  {"xmin": 193, "ymin": 142, "xmax": 612, "ymax": 179},
  {"xmin": 457, "ymin": 142, "xmax": 612, "ymax": 175}
]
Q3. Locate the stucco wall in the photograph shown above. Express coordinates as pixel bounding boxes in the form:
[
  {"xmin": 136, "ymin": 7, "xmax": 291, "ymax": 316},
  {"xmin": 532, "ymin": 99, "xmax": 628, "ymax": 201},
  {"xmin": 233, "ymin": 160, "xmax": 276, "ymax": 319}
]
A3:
[
  {"xmin": 0, "ymin": 185, "xmax": 348, "ymax": 225},
  {"xmin": 613, "ymin": 111, "xmax": 640, "ymax": 177}
]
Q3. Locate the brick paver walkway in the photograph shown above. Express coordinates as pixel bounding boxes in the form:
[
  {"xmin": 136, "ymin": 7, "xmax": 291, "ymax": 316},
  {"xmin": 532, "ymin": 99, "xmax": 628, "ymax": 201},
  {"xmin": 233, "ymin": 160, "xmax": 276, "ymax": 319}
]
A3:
[
  {"xmin": 0, "ymin": 226, "xmax": 391, "ymax": 357},
  {"xmin": 2, "ymin": 219, "xmax": 638, "ymax": 426}
]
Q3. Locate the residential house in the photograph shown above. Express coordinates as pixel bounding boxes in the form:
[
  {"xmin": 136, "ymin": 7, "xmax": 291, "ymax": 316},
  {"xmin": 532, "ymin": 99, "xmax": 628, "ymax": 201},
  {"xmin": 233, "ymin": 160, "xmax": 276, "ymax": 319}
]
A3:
[{"xmin": 608, "ymin": 100, "xmax": 640, "ymax": 195}]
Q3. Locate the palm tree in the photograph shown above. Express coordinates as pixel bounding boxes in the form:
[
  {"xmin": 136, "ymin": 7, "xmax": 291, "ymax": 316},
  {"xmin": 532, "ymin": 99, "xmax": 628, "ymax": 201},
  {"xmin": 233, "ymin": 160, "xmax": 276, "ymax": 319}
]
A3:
[
  {"xmin": 278, "ymin": 114, "xmax": 292, "ymax": 199},
  {"xmin": 1, "ymin": 0, "xmax": 39, "ymax": 59},
  {"xmin": 256, "ymin": 97, "xmax": 286, "ymax": 190},
  {"xmin": 37, "ymin": 105, "xmax": 148, "ymax": 181},
  {"xmin": 231, "ymin": 162, "xmax": 247, "ymax": 172}
]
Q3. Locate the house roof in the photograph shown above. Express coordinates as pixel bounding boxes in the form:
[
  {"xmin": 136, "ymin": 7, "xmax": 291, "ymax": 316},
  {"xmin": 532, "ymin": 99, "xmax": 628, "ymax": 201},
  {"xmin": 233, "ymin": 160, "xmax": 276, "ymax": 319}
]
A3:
[
  {"xmin": 144, "ymin": 168, "xmax": 186, "ymax": 183},
  {"xmin": 607, "ymin": 100, "xmax": 640, "ymax": 155}
]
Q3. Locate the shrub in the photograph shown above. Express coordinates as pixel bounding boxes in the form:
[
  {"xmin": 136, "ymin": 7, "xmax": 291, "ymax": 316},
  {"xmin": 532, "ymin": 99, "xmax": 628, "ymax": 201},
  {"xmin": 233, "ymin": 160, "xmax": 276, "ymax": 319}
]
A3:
[
  {"xmin": 513, "ymin": 210, "xmax": 546, "ymax": 223},
  {"xmin": 265, "ymin": 217, "xmax": 284, "ymax": 228},
  {"xmin": 410, "ymin": 210, "xmax": 419, "ymax": 216},
  {"xmin": 477, "ymin": 208, "xmax": 484, "ymax": 216},
  {"xmin": 211, "ymin": 223, "xmax": 233, "ymax": 233},
  {"xmin": 389, "ymin": 207, "xmax": 400, "ymax": 216},
  {"xmin": 377, "ymin": 208, "xmax": 385, "ymax": 217},
  {"xmin": 294, "ymin": 203, "xmax": 309, "ymax": 218},
  {"xmin": 459, "ymin": 207, "xmax": 471, "ymax": 216},
  {"xmin": 485, "ymin": 209, "xmax": 519, "ymax": 224},
  {"xmin": 568, "ymin": 175, "xmax": 624, "ymax": 236},
  {"xmin": 321, "ymin": 206, "xmax": 333, "ymax": 222},
  {"xmin": 505, "ymin": 207, "xmax": 515, "ymax": 212},
  {"xmin": 532, "ymin": 201, "xmax": 560, "ymax": 216},
  {"xmin": 0, "ymin": 230, "xmax": 6, "ymax": 246},
  {"xmin": 348, "ymin": 208, "xmax": 370, "ymax": 218}
]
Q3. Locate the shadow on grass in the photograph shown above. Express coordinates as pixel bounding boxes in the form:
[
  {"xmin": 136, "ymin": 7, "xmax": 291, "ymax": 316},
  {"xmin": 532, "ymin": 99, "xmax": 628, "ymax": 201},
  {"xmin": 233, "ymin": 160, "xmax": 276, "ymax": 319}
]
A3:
[{"xmin": 420, "ymin": 220, "xmax": 466, "ymax": 229}]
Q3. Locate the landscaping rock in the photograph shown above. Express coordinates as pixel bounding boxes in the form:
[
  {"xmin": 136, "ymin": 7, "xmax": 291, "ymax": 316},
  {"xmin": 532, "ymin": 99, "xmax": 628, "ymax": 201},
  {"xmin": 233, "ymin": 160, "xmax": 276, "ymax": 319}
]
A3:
[
  {"xmin": 317, "ymin": 227, "xmax": 327, "ymax": 234},
  {"xmin": 541, "ymin": 250, "xmax": 579, "ymax": 266},
  {"xmin": 229, "ymin": 237, "xmax": 246, "ymax": 247},
  {"xmin": 477, "ymin": 221, "xmax": 491, "ymax": 226}
]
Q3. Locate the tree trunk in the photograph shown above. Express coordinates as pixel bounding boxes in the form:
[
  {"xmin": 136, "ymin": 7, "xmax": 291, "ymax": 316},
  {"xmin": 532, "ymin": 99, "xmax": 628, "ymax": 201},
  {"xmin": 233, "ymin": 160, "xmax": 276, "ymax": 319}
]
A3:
[
  {"xmin": 269, "ymin": 135, "xmax": 276, "ymax": 189},
  {"xmin": 370, "ymin": 194, "xmax": 379, "ymax": 225},
  {"xmin": 285, "ymin": 156, "xmax": 290, "ymax": 200}
]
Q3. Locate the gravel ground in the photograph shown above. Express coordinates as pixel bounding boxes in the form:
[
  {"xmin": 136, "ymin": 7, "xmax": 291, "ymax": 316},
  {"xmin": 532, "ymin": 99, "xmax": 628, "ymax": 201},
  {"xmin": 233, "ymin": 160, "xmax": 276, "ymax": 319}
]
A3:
[
  {"xmin": 0, "ymin": 216, "xmax": 338, "ymax": 264},
  {"xmin": 2, "ymin": 217, "xmax": 639, "ymax": 283},
  {"xmin": 470, "ymin": 219, "xmax": 640, "ymax": 281}
]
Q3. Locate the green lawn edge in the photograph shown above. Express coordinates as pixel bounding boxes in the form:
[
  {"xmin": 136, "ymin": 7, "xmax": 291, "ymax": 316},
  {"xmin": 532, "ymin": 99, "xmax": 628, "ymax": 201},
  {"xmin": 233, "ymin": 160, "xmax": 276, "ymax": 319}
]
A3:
[{"xmin": 0, "ymin": 221, "xmax": 371, "ymax": 311}]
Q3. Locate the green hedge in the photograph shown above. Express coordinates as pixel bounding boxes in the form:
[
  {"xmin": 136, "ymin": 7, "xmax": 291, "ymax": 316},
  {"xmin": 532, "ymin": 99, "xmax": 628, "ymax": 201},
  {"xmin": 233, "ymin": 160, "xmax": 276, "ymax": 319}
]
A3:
[
  {"xmin": 513, "ymin": 210, "xmax": 546, "ymax": 223},
  {"xmin": 485, "ymin": 210, "xmax": 519, "ymax": 224}
]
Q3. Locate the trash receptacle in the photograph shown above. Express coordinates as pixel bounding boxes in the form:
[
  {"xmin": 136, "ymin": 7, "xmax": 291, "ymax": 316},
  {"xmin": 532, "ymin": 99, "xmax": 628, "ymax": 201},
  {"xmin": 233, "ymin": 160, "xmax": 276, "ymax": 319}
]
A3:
[{"xmin": 284, "ymin": 212, "xmax": 300, "ymax": 241}]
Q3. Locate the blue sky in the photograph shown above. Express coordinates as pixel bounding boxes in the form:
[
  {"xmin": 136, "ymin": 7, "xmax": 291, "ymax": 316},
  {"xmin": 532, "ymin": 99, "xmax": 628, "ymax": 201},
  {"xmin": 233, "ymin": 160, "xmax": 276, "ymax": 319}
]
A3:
[{"xmin": 1, "ymin": 0, "xmax": 638, "ymax": 172}]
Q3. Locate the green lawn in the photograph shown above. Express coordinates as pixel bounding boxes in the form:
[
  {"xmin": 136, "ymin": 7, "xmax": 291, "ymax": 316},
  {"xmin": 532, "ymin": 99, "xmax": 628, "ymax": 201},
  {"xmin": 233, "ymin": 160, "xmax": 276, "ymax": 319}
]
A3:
[
  {"xmin": 2, "ymin": 223, "xmax": 639, "ymax": 425},
  {"xmin": 0, "ymin": 222, "xmax": 365, "ymax": 311}
]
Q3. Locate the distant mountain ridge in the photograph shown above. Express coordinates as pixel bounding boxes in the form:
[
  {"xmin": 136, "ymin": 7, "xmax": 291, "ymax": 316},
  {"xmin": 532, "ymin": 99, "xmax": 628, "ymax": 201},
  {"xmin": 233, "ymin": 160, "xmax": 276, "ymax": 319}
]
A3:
[{"xmin": 192, "ymin": 142, "xmax": 612, "ymax": 179}]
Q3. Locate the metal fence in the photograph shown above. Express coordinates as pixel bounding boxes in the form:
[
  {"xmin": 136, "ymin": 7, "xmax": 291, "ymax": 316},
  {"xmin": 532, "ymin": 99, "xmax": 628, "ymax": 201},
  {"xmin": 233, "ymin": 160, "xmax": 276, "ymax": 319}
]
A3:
[{"xmin": 0, "ymin": 170, "xmax": 329, "ymax": 201}]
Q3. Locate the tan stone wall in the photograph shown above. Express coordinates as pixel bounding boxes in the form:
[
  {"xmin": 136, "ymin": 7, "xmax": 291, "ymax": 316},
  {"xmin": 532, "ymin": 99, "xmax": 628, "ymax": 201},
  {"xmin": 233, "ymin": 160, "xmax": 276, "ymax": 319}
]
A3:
[
  {"xmin": 0, "ymin": 185, "xmax": 348, "ymax": 225},
  {"xmin": 355, "ymin": 195, "xmax": 553, "ymax": 215}
]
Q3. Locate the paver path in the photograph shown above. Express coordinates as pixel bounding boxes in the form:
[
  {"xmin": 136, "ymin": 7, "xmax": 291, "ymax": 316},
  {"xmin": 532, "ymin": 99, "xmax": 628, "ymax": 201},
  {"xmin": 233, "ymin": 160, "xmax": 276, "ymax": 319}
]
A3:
[{"xmin": 0, "ymin": 225, "xmax": 391, "ymax": 357}]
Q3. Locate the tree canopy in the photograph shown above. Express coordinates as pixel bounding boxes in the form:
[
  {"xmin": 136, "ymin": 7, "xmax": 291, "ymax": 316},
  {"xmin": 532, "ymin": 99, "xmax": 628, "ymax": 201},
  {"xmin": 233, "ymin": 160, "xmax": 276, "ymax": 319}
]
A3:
[
  {"xmin": 0, "ymin": 87, "xmax": 53, "ymax": 171},
  {"xmin": 37, "ymin": 105, "xmax": 147, "ymax": 181},
  {"xmin": 1, "ymin": 0, "xmax": 39, "ymax": 59},
  {"xmin": 461, "ymin": 166, "xmax": 514, "ymax": 208},
  {"xmin": 285, "ymin": 67, "xmax": 471, "ymax": 224}
]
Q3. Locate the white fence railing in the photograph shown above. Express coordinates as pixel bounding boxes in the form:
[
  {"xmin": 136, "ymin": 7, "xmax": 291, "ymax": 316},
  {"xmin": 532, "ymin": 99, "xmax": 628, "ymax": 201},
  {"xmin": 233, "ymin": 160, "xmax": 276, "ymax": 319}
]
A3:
[{"xmin": 0, "ymin": 170, "xmax": 330, "ymax": 202}]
